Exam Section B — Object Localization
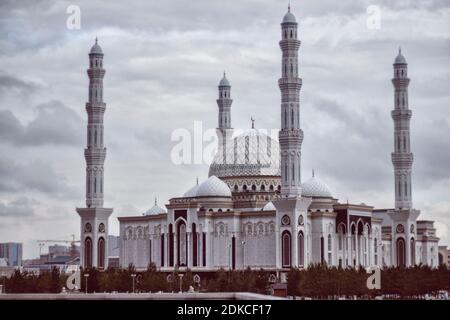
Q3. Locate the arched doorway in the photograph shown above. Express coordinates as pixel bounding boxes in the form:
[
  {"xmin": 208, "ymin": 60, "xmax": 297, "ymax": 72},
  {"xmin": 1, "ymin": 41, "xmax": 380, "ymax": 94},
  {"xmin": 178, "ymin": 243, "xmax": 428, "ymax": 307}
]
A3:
[
  {"xmin": 298, "ymin": 231, "xmax": 304, "ymax": 267},
  {"xmin": 282, "ymin": 230, "xmax": 291, "ymax": 268},
  {"xmin": 192, "ymin": 223, "xmax": 198, "ymax": 267},
  {"xmin": 177, "ymin": 220, "xmax": 187, "ymax": 267},
  {"xmin": 397, "ymin": 238, "xmax": 406, "ymax": 267},
  {"xmin": 97, "ymin": 237, "xmax": 105, "ymax": 269},
  {"xmin": 84, "ymin": 237, "xmax": 92, "ymax": 268}
]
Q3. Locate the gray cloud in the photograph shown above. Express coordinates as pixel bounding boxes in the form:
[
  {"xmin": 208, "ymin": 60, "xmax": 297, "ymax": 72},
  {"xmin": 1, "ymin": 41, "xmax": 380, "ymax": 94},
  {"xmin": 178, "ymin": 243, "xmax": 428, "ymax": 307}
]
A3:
[
  {"xmin": 0, "ymin": 197, "xmax": 37, "ymax": 217},
  {"xmin": 0, "ymin": 100, "xmax": 82, "ymax": 146},
  {"xmin": 0, "ymin": 157, "xmax": 80, "ymax": 198}
]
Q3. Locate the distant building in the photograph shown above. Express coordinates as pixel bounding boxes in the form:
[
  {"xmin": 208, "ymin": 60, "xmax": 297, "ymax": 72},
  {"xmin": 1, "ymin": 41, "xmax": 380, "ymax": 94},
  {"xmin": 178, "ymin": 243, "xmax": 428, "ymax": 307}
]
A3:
[
  {"xmin": 0, "ymin": 243, "xmax": 22, "ymax": 267},
  {"xmin": 108, "ymin": 235, "xmax": 120, "ymax": 257}
]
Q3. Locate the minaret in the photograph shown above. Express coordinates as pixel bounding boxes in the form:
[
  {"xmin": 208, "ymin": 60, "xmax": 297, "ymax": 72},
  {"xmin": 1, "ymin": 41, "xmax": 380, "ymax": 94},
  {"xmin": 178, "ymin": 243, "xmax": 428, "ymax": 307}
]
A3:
[
  {"xmin": 278, "ymin": 4, "xmax": 302, "ymax": 197},
  {"xmin": 216, "ymin": 72, "xmax": 233, "ymax": 164},
  {"xmin": 391, "ymin": 48, "xmax": 413, "ymax": 209},
  {"xmin": 273, "ymin": 6, "xmax": 311, "ymax": 271},
  {"xmin": 388, "ymin": 48, "xmax": 419, "ymax": 268},
  {"xmin": 76, "ymin": 39, "xmax": 113, "ymax": 270}
]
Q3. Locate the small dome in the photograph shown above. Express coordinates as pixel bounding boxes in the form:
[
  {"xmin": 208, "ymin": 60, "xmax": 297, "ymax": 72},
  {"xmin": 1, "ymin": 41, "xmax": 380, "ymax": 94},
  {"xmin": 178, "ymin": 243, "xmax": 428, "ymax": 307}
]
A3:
[
  {"xmin": 219, "ymin": 72, "xmax": 230, "ymax": 87},
  {"xmin": 263, "ymin": 201, "xmax": 276, "ymax": 211},
  {"xmin": 394, "ymin": 48, "xmax": 406, "ymax": 64},
  {"xmin": 144, "ymin": 198, "xmax": 166, "ymax": 216},
  {"xmin": 196, "ymin": 176, "xmax": 231, "ymax": 197},
  {"xmin": 301, "ymin": 174, "xmax": 332, "ymax": 198},
  {"xmin": 183, "ymin": 179, "xmax": 200, "ymax": 197},
  {"xmin": 90, "ymin": 38, "xmax": 103, "ymax": 55},
  {"xmin": 282, "ymin": 6, "xmax": 297, "ymax": 24}
]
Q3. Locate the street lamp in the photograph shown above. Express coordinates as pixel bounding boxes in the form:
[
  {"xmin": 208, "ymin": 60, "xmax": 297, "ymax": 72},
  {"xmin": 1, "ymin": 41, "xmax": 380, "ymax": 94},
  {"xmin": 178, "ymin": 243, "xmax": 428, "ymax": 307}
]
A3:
[
  {"xmin": 178, "ymin": 274, "xmax": 184, "ymax": 293},
  {"xmin": 131, "ymin": 273, "xmax": 136, "ymax": 293},
  {"xmin": 84, "ymin": 273, "xmax": 89, "ymax": 294}
]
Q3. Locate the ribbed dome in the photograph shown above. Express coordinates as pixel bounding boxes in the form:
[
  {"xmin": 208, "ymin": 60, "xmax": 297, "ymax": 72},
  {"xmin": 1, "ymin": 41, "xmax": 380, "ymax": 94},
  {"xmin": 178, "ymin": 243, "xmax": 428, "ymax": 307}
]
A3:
[
  {"xmin": 90, "ymin": 38, "xmax": 103, "ymax": 55},
  {"xmin": 144, "ymin": 198, "xmax": 166, "ymax": 215},
  {"xmin": 282, "ymin": 6, "xmax": 297, "ymax": 24},
  {"xmin": 183, "ymin": 180, "xmax": 200, "ymax": 197},
  {"xmin": 301, "ymin": 175, "xmax": 332, "ymax": 198},
  {"xmin": 394, "ymin": 48, "xmax": 406, "ymax": 64},
  {"xmin": 209, "ymin": 129, "xmax": 280, "ymax": 178},
  {"xmin": 219, "ymin": 73, "xmax": 230, "ymax": 87},
  {"xmin": 196, "ymin": 176, "xmax": 231, "ymax": 197},
  {"xmin": 262, "ymin": 201, "xmax": 276, "ymax": 211}
]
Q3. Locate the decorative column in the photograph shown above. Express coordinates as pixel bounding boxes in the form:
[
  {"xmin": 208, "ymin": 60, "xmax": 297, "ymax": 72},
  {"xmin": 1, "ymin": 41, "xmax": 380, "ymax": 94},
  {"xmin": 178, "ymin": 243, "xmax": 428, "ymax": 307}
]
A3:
[{"xmin": 77, "ymin": 39, "xmax": 113, "ymax": 270}]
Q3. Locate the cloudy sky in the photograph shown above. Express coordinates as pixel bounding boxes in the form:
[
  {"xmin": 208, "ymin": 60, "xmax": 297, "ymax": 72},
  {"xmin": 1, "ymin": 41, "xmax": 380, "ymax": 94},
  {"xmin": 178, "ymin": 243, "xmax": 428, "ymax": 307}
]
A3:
[{"xmin": 0, "ymin": 0, "xmax": 449, "ymax": 258}]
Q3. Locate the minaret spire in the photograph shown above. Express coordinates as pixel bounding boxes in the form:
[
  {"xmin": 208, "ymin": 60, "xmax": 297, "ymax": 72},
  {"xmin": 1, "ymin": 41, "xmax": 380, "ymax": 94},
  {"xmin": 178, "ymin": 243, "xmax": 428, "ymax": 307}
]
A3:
[
  {"xmin": 215, "ymin": 71, "xmax": 233, "ymax": 166},
  {"xmin": 391, "ymin": 48, "xmax": 413, "ymax": 209},
  {"xmin": 279, "ymin": 4, "xmax": 302, "ymax": 197}
]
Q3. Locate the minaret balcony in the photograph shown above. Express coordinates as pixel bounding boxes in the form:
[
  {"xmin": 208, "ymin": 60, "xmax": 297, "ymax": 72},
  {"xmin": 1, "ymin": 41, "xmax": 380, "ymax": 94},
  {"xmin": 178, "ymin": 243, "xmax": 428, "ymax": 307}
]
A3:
[
  {"xmin": 391, "ymin": 109, "xmax": 411, "ymax": 121},
  {"xmin": 391, "ymin": 153, "xmax": 413, "ymax": 167},
  {"xmin": 279, "ymin": 40, "xmax": 300, "ymax": 51},
  {"xmin": 87, "ymin": 69, "xmax": 106, "ymax": 78},
  {"xmin": 391, "ymin": 78, "xmax": 410, "ymax": 87}
]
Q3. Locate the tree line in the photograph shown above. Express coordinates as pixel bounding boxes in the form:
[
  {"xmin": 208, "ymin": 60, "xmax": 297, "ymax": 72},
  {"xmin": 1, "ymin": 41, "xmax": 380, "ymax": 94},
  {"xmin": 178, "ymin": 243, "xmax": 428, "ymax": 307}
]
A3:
[
  {"xmin": 287, "ymin": 264, "xmax": 450, "ymax": 299},
  {"xmin": 2, "ymin": 263, "xmax": 450, "ymax": 299}
]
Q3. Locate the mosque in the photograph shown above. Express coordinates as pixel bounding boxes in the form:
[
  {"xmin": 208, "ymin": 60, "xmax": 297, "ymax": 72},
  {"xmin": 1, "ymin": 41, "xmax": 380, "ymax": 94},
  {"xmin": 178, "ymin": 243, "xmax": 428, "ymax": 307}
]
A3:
[{"xmin": 76, "ymin": 6, "xmax": 440, "ymax": 276}]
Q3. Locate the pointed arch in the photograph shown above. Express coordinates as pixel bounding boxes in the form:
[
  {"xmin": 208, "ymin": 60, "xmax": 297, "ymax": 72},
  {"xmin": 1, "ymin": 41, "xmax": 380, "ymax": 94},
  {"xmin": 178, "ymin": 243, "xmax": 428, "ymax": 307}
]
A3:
[{"xmin": 282, "ymin": 230, "xmax": 291, "ymax": 268}]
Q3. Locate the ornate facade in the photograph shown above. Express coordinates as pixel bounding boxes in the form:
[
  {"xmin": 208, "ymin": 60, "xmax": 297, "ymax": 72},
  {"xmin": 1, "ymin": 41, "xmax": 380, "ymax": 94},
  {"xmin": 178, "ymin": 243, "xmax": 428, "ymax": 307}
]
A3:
[{"xmin": 77, "ymin": 7, "xmax": 440, "ymax": 274}]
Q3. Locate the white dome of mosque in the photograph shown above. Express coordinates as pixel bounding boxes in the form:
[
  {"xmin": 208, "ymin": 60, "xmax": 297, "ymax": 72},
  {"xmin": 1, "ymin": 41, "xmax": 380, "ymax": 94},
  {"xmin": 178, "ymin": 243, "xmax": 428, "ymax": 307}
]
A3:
[
  {"xmin": 282, "ymin": 7, "xmax": 297, "ymax": 23},
  {"xmin": 209, "ymin": 128, "xmax": 280, "ymax": 178},
  {"xmin": 219, "ymin": 73, "xmax": 231, "ymax": 87},
  {"xmin": 183, "ymin": 181, "xmax": 200, "ymax": 197},
  {"xmin": 301, "ymin": 174, "xmax": 332, "ymax": 198},
  {"xmin": 90, "ymin": 38, "xmax": 103, "ymax": 55},
  {"xmin": 394, "ymin": 48, "xmax": 407, "ymax": 64},
  {"xmin": 144, "ymin": 198, "xmax": 167, "ymax": 215},
  {"xmin": 196, "ymin": 176, "xmax": 232, "ymax": 197},
  {"xmin": 263, "ymin": 201, "xmax": 276, "ymax": 211}
]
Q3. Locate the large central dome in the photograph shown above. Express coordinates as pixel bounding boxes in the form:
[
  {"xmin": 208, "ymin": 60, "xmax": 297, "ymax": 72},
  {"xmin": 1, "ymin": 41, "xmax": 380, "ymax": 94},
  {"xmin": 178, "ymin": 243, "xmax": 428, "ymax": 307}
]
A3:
[{"xmin": 209, "ymin": 129, "xmax": 280, "ymax": 178}]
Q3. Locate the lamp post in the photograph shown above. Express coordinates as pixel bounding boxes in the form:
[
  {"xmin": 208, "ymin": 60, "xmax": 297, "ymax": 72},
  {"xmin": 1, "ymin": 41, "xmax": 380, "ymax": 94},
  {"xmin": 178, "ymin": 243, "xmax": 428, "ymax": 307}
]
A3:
[
  {"xmin": 178, "ymin": 274, "xmax": 184, "ymax": 293},
  {"xmin": 83, "ymin": 273, "xmax": 89, "ymax": 294},
  {"xmin": 131, "ymin": 273, "xmax": 136, "ymax": 293}
]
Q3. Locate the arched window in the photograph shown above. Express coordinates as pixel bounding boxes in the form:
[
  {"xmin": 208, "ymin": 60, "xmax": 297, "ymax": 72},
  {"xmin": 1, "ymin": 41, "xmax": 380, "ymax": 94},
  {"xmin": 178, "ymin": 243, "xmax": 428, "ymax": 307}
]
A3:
[
  {"xmin": 291, "ymin": 109, "xmax": 294, "ymax": 127},
  {"xmin": 404, "ymin": 181, "xmax": 408, "ymax": 196},
  {"xmin": 160, "ymin": 234, "xmax": 165, "ymax": 267},
  {"xmin": 87, "ymin": 176, "xmax": 91, "ymax": 194},
  {"xmin": 328, "ymin": 234, "xmax": 332, "ymax": 264},
  {"xmin": 397, "ymin": 238, "xmax": 406, "ymax": 267},
  {"xmin": 234, "ymin": 185, "xmax": 238, "ymax": 191},
  {"xmin": 94, "ymin": 177, "xmax": 97, "ymax": 193},
  {"xmin": 260, "ymin": 184, "xmax": 265, "ymax": 191},
  {"xmin": 284, "ymin": 30, "xmax": 287, "ymax": 38},
  {"xmin": 410, "ymin": 238, "xmax": 415, "ymax": 266},
  {"xmin": 403, "ymin": 136, "xmax": 407, "ymax": 150},
  {"xmin": 177, "ymin": 221, "xmax": 187, "ymax": 266},
  {"xmin": 374, "ymin": 238, "xmax": 378, "ymax": 265},
  {"xmin": 242, "ymin": 185, "xmax": 247, "ymax": 191},
  {"xmin": 84, "ymin": 237, "xmax": 92, "ymax": 268},
  {"xmin": 269, "ymin": 185, "xmax": 274, "ymax": 191},
  {"xmin": 98, "ymin": 237, "xmax": 105, "ymax": 269},
  {"xmin": 169, "ymin": 224, "xmax": 174, "ymax": 267},
  {"xmin": 284, "ymin": 109, "xmax": 287, "ymax": 128},
  {"xmin": 282, "ymin": 231, "xmax": 291, "ymax": 268},
  {"xmin": 251, "ymin": 184, "xmax": 256, "ymax": 191},
  {"xmin": 192, "ymin": 223, "xmax": 198, "ymax": 267},
  {"xmin": 94, "ymin": 130, "xmax": 97, "ymax": 145},
  {"xmin": 298, "ymin": 231, "xmax": 304, "ymax": 267},
  {"xmin": 292, "ymin": 162, "xmax": 295, "ymax": 181}
]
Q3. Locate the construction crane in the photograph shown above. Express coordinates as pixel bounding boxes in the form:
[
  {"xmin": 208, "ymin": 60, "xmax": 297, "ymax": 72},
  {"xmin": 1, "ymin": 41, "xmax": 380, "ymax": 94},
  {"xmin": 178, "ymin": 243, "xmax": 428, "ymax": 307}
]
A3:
[{"xmin": 37, "ymin": 234, "xmax": 80, "ymax": 257}]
